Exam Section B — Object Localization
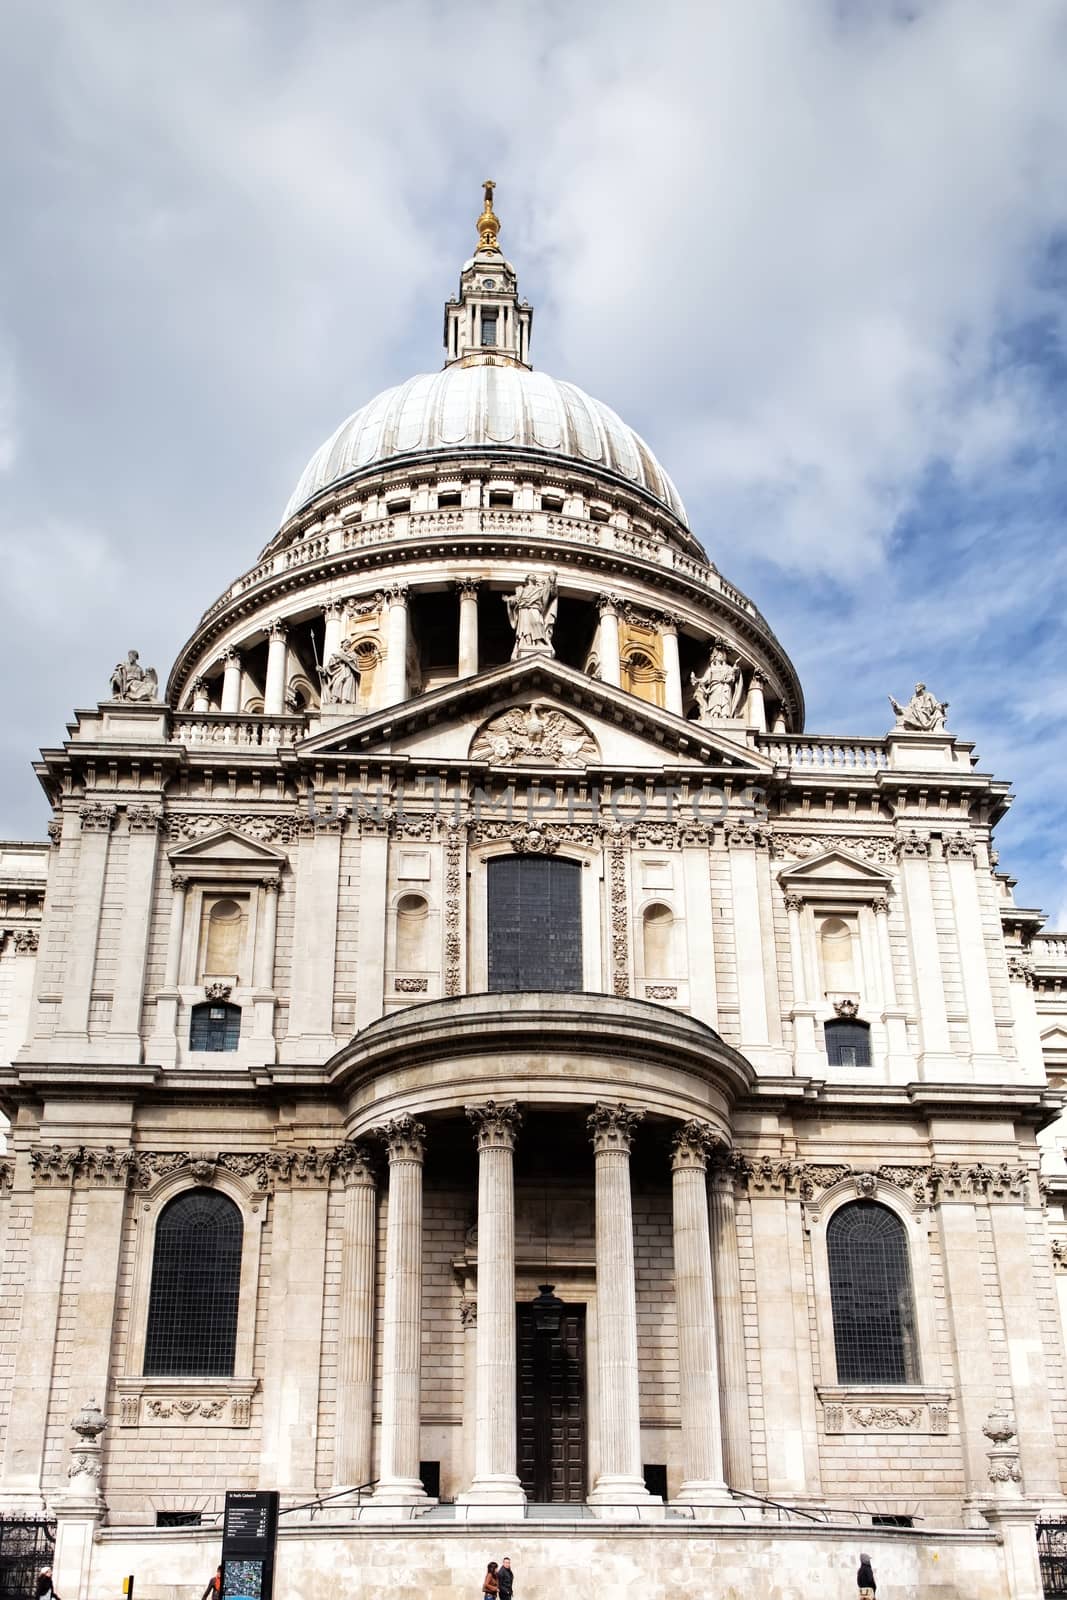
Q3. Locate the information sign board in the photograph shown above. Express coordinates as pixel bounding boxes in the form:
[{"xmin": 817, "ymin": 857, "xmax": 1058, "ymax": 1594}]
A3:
[{"xmin": 221, "ymin": 1491, "xmax": 279, "ymax": 1600}]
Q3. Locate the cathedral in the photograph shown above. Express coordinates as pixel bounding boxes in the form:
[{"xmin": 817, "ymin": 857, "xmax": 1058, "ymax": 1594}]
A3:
[{"xmin": 1, "ymin": 184, "xmax": 1066, "ymax": 1600}]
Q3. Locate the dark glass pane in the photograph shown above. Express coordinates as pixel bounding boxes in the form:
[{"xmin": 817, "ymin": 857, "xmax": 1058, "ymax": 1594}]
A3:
[
  {"xmin": 487, "ymin": 855, "xmax": 582, "ymax": 993},
  {"xmin": 481, "ymin": 314, "xmax": 498, "ymax": 346},
  {"xmin": 827, "ymin": 1201, "xmax": 917, "ymax": 1385},
  {"xmin": 825, "ymin": 1019, "xmax": 871, "ymax": 1066},
  {"xmin": 189, "ymin": 1001, "xmax": 242, "ymax": 1052},
  {"xmin": 144, "ymin": 1189, "xmax": 242, "ymax": 1376}
]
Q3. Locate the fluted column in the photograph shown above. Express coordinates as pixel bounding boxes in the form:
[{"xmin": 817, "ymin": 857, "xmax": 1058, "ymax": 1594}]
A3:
[
  {"xmin": 596, "ymin": 597, "xmax": 622, "ymax": 687},
  {"xmin": 323, "ymin": 598, "xmax": 345, "ymax": 663},
  {"xmin": 456, "ymin": 578, "xmax": 480, "ymax": 678},
  {"xmin": 587, "ymin": 1102, "xmax": 652, "ymax": 1504},
  {"xmin": 372, "ymin": 1116, "xmax": 429, "ymax": 1502},
  {"xmin": 459, "ymin": 1101, "xmax": 525, "ymax": 1510},
  {"xmin": 264, "ymin": 619, "xmax": 289, "ymax": 715},
  {"xmin": 383, "ymin": 583, "xmax": 410, "ymax": 706},
  {"xmin": 708, "ymin": 1159, "xmax": 753, "ymax": 1492},
  {"xmin": 671, "ymin": 1123, "xmax": 732, "ymax": 1507},
  {"xmin": 333, "ymin": 1145, "xmax": 378, "ymax": 1487},
  {"xmin": 660, "ymin": 614, "xmax": 683, "ymax": 716},
  {"xmin": 221, "ymin": 647, "xmax": 242, "ymax": 714}
]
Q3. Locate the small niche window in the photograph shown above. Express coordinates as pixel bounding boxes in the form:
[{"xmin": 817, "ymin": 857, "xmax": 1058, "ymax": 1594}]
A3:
[
  {"xmin": 144, "ymin": 1189, "xmax": 243, "ymax": 1377},
  {"xmin": 589, "ymin": 505, "xmax": 610, "ymax": 523},
  {"xmin": 827, "ymin": 1200, "xmax": 918, "ymax": 1385},
  {"xmin": 387, "ymin": 497, "xmax": 411, "ymax": 514},
  {"xmin": 189, "ymin": 1001, "xmax": 242, "ymax": 1053},
  {"xmin": 437, "ymin": 492, "xmax": 462, "ymax": 509},
  {"xmin": 488, "ymin": 490, "xmax": 514, "ymax": 508},
  {"xmin": 819, "ymin": 916, "xmax": 858, "ymax": 994},
  {"xmin": 642, "ymin": 904, "xmax": 674, "ymax": 980},
  {"xmin": 396, "ymin": 893, "xmax": 430, "ymax": 970},
  {"xmin": 203, "ymin": 898, "xmax": 245, "ymax": 979},
  {"xmin": 824, "ymin": 1017, "xmax": 872, "ymax": 1067},
  {"xmin": 481, "ymin": 312, "xmax": 498, "ymax": 346},
  {"xmin": 541, "ymin": 494, "xmax": 564, "ymax": 513}
]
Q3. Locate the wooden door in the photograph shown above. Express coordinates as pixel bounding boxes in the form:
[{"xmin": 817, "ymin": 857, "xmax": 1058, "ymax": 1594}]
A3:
[{"xmin": 516, "ymin": 1303, "xmax": 586, "ymax": 1502}]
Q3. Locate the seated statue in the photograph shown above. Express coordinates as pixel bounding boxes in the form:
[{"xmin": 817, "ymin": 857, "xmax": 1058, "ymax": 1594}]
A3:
[
  {"xmin": 110, "ymin": 649, "xmax": 159, "ymax": 702},
  {"xmin": 889, "ymin": 682, "xmax": 948, "ymax": 733}
]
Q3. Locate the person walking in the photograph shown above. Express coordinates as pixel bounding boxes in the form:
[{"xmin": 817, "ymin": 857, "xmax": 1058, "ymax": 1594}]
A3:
[
  {"xmin": 857, "ymin": 1552, "xmax": 877, "ymax": 1596},
  {"xmin": 35, "ymin": 1569, "xmax": 60, "ymax": 1599},
  {"xmin": 497, "ymin": 1557, "xmax": 514, "ymax": 1599},
  {"xmin": 482, "ymin": 1560, "xmax": 500, "ymax": 1597},
  {"xmin": 200, "ymin": 1564, "xmax": 223, "ymax": 1600}
]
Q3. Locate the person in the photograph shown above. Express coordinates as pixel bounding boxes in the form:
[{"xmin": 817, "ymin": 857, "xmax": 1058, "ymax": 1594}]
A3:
[
  {"xmin": 35, "ymin": 1570, "xmax": 60, "ymax": 1599},
  {"xmin": 482, "ymin": 1560, "xmax": 500, "ymax": 1597},
  {"xmin": 497, "ymin": 1556, "xmax": 514, "ymax": 1599},
  {"xmin": 200, "ymin": 1564, "xmax": 223, "ymax": 1600},
  {"xmin": 856, "ymin": 1551, "xmax": 876, "ymax": 1596}
]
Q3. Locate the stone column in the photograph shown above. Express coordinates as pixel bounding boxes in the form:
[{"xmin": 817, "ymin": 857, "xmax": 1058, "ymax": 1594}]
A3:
[
  {"xmin": 323, "ymin": 598, "xmax": 346, "ymax": 664},
  {"xmin": 456, "ymin": 579, "xmax": 480, "ymax": 678},
  {"xmin": 383, "ymin": 584, "xmax": 410, "ymax": 706},
  {"xmin": 250, "ymin": 876, "xmax": 280, "ymax": 1049},
  {"xmin": 596, "ymin": 597, "xmax": 622, "ymax": 687},
  {"xmin": 109, "ymin": 805, "xmax": 163, "ymax": 1058},
  {"xmin": 191, "ymin": 676, "xmax": 210, "ymax": 713},
  {"xmin": 372, "ymin": 1116, "xmax": 429, "ymax": 1504},
  {"xmin": 283, "ymin": 815, "xmax": 345, "ymax": 1058},
  {"xmin": 944, "ymin": 836, "xmax": 1000, "ymax": 1069},
  {"xmin": 333, "ymin": 1145, "xmax": 378, "ymax": 1487},
  {"xmin": 895, "ymin": 833, "xmax": 953, "ymax": 1074},
  {"xmin": 56, "ymin": 804, "xmax": 115, "ymax": 1043},
  {"xmin": 459, "ymin": 1101, "xmax": 525, "ymax": 1510},
  {"xmin": 52, "ymin": 1399, "xmax": 107, "ymax": 1600},
  {"xmin": 660, "ymin": 615, "xmax": 683, "ymax": 716},
  {"xmin": 785, "ymin": 892, "xmax": 820, "ymax": 1073},
  {"xmin": 708, "ymin": 1159, "xmax": 752, "ymax": 1493},
  {"xmin": 745, "ymin": 671, "xmax": 767, "ymax": 732},
  {"xmin": 146, "ymin": 871, "xmax": 188, "ymax": 1065},
  {"xmin": 221, "ymin": 647, "xmax": 243, "ymax": 714},
  {"xmin": 670, "ymin": 1123, "xmax": 732, "ymax": 1509},
  {"xmin": 873, "ymin": 895, "xmax": 910, "ymax": 1071},
  {"xmin": 587, "ymin": 1103, "xmax": 653, "ymax": 1506},
  {"xmin": 264, "ymin": 619, "xmax": 289, "ymax": 716}
]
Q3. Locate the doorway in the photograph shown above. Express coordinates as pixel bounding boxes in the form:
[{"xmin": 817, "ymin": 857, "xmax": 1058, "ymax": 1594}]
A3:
[{"xmin": 516, "ymin": 1302, "xmax": 587, "ymax": 1503}]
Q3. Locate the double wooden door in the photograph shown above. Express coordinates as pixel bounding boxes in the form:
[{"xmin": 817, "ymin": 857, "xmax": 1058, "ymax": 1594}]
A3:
[{"xmin": 516, "ymin": 1303, "xmax": 587, "ymax": 1503}]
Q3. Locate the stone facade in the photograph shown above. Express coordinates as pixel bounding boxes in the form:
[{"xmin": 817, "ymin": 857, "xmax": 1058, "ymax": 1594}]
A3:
[{"xmin": 1, "ymin": 190, "xmax": 1065, "ymax": 1599}]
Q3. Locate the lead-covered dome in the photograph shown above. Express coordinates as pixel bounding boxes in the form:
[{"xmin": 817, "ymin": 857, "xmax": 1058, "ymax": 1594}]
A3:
[{"xmin": 282, "ymin": 364, "xmax": 689, "ymax": 527}]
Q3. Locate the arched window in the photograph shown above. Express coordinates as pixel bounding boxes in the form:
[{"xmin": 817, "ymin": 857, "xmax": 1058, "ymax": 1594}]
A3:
[
  {"xmin": 487, "ymin": 855, "xmax": 582, "ymax": 993},
  {"xmin": 189, "ymin": 1001, "xmax": 242, "ymax": 1052},
  {"xmin": 396, "ymin": 893, "xmax": 429, "ymax": 970},
  {"xmin": 824, "ymin": 1017, "xmax": 872, "ymax": 1067},
  {"xmin": 642, "ymin": 904, "xmax": 674, "ymax": 979},
  {"xmin": 144, "ymin": 1189, "xmax": 243, "ymax": 1376},
  {"xmin": 827, "ymin": 1201, "xmax": 918, "ymax": 1384},
  {"xmin": 819, "ymin": 915, "xmax": 857, "ymax": 993},
  {"xmin": 204, "ymin": 898, "xmax": 244, "ymax": 976}
]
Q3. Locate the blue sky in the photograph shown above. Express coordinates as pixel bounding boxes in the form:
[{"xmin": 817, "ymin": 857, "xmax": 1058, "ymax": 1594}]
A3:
[{"xmin": 1, "ymin": 0, "xmax": 1065, "ymax": 921}]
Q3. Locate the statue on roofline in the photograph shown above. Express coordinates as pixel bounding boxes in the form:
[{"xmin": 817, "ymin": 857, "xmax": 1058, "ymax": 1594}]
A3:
[
  {"xmin": 109, "ymin": 649, "xmax": 159, "ymax": 703},
  {"xmin": 691, "ymin": 641, "xmax": 745, "ymax": 724},
  {"xmin": 506, "ymin": 571, "xmax": 558, "ymax": 659},
  {"xmin": 889, "ymin": 682, "xmax": 948, "ymax": 733}
]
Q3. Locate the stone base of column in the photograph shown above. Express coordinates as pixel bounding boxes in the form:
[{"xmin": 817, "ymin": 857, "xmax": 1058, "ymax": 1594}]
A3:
[
  {"xmin": 981, "ymin": 1501, "xmax": 1044, "ymax": 1600},
  {"xmin": 362, "ymin": 1480, "xmax": 434, "ymax": 1521},
  {"xmin": 53, "ymin": 1505, "xmax": 104, "ymax": 1600},
  {"xmin": 674, "ymin": 1478, "xmax": 736, "ymax": 1515},
  {"xmin": 588, "ymin": 1476, "xmax": 663, "ymax": 1520},
  {"xmin": 457, "ymin": 1475, "xmax": 526, "ymax": 1511}
]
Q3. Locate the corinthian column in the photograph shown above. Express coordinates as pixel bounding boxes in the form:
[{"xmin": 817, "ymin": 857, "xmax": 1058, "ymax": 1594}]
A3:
[
  {"xmin": 459, "ymin": 1100, "xmax": 525, "ymax": 1511},
  {"xmin": 264, "ymin": 619, "xmax": 289, "ymax": 715},
  {"xmin": 671, "ymin": 1123, "xmax": 732, "ymax": 1508},
  {"xmin": 708, "ymin": 1158, "xmax": 753, "ymax": 1493},
  {"xmin": 383, "ymin": 584, "xmax": 410, "ymax": 706},
  {"xmin": 456, "ymin": 578, "xmax": 480, "ymax": 678},
  {"xmin": 372, "ymin": 1116, "xmax": 428, "ymax": 1503},
  {"xmin": 596, "ymin": 597, "xmax": 622, "ymax": 687},
  {"xmin": 333, "ymin": 1144, "xmax": 377, "ymax": 1488},
  {"xmin": 587, "ymin": 1102, "xmax": 653, "ymax": 1505}
]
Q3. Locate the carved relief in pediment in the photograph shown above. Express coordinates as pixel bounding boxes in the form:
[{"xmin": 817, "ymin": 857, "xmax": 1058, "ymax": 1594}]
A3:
[{"xmin": 469, "ymin": 703, "xmax": 599, "ymax": 768}]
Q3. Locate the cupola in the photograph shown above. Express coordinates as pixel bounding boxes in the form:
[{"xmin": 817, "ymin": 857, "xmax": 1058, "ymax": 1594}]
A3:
[{"xmin": 443, "ymin": 181, "xmax": 533, "ymax": 368}]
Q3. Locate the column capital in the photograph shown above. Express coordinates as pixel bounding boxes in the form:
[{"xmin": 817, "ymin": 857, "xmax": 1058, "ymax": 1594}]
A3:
[
  {"xmin": 79, "ymin": 803, "xmax": 116, "ymax": 833},
  {"xmin": 223, "ymin": 646, "xmax": 242, "ymax": 667},
  {"xmin": 262, "ymin": 876, "xmax": 281, "ymax": 895},
  {"xmin": 657, "ymin": 611, "xmax": 682, "ymax": 634},
  {"xmin": 170, "ymin": 872, "xmax": 190, "ymax": 892},
  {"xmin": 597, "ymin": 592, "xmax": 621, "ymax": 617},
  {"xmin": 465, "ymin": 1099, "xmax": 522, "ymax": 1152},
  {"xmin": 335, "ymin": 1141, "xmax": 376, "ymax": 1189},
  {"xmin": 323, "ymin": 597, "xmax": 345, "ymax": 617},
  {"xmin": 670, "ymin": 1120, "xmax": 723, "ymax": 1173},
  {"xmin": 191, "ymin": 674, "xmax": 208, "ymax": 693},
  {"xmin": 894, "ymin": 829, "xmax": 930, "ymax": 859},
  {"xmin": 381, "ymin": 582, "xmax": 410, "ymax": 606},
  {"xmin": 267, "ymin": 617, "xmax": 288, "ymax": 641},
  {"xmin": 374, "ymin": 1114, "xmax": 426, "ymax": 1164},
  {"xmin": 13, "ymin": 928, "xmax": 39, "ymax": 954},
  {"xmin": 783, "ymin": 893, "xmax": 804, "ymax": 914},
  {"xmin": 588, "ymin": 1101, "xmax": 644, "ymax": 1155},
  {"xmin": 872, "ymin": 895, "xmax": 891, "ymax": 916},
  {"xmin": 455, "ymin": 576, "xmax": 481, "ymax": 598},
  {"xmin": 126, "ymin": 805, "xmax": 162, "ymax": 834}
]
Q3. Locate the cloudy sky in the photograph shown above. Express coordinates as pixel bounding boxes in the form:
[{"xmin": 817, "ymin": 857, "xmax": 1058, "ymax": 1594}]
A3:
[{"xmin": 1, "ymin": 0, "xmax": 1065, "ymax": 920}]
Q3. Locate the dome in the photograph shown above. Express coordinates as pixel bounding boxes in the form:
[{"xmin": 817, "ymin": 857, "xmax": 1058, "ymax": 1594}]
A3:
[{"xmin": 282, "ymin": 363, "xmax": 689, "ymax": 528}]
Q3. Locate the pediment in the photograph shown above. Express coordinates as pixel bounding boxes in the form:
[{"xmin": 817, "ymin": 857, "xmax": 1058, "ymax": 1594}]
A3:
[
  {"xmin": 169, "ymin": 828, "xmax": 288, "ymax": 869},
  {"xmin": 297, "ymin": 657, "xmax": 773, "ymax": 774},
  {"xmin": 778, "ymin": 849, "xmax": 894, "ymax": 901},
  {"xmin": 1041, "ymin": 1025, "xmax": 1067, "ymax": 1054}
]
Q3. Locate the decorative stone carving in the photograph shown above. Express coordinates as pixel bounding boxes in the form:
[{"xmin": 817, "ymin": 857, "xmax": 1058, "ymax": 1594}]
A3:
[
  {"xmin": 645, "ymin": 983, "xmax": 678, "ymax": 999},
  {"xmin": 126, "ymin": 806, "xmax": 162, "ymax": 833},
  {"xmin": 394, "ymin": 976, "xmax": 429, "ymax": 992},
  {"xmin": 444, "ymin": 824, "xmax": 465, "ymax": 998},
  {"xmin": 942, "ymin": 833, "xmax": 976, "ymax": 860},
  {"xmin": 455, "ymin": 577, "xmax": 481, "ymax": 599},
  {"xmin": 334, "ymin": 1142, "xmax": 375, "ymax": 1188},
  {"xmin": 1007, "ymin": 956, "xmax": 1035, "ymax": 987},
  {"xmin": 930, "ymin": 1404, "xmax": 949, "ymax": 1434},
  {"xmin": 231, "ymin": 1394, "xmax": 252, "ymax": 1427},
  {"xmin": 509, "ymin": 825, "xmax": 558, "ymax": 856},
  {"xmin": 823, "ymin": 1404, "xmax": 844, "ymax": 1433},
  {"xmin": 13, "ymin": 929, "xmax": 39, "ymax": 953},
  {"xmin": 1052, "ymin": 1238, "xmax": 1067, "ymax": 1274},
  {"xmin": 691, "ymin": 641, "xmax": 744, "ymax": 723},
  {"xmin": 855, "ymin": 1171, "xmax": 878, "ymax": 1197},
  {"xmin": 983, "ymin": 1410, "xmax": 1023, "ymax": 1492},
  {"xmin": 146, "ymin": 1396, "xmax": 227, "ymax": 1421},
  {"xmin": 633, "ymin": 821, "xmax": 713, "ymax": 849},
  {"xmin": 321, "ymin": 640, "xmax": 362, "ymax": 705},
  {"xmin": 68, "ymin": 1396, "xmax": 107, "ymax": 1491},
  {"xmin": 848, "ymin": 1405, "xmax": 919, "ymax": 1429},
  {"xmin": 0, "ymin": 1161, "xmax": 13, "ymax": 1189},
  {"xmin": 834, "ymin": 998, "xmax": 860, "ymax": 1019},
  {"xmin": 607, "ymin": 824, "xmax": 631, "ymax": 998},
  {"xmin": 374, "ymin": 1115, "xmax": 427, "ymax": 1162},
  {"xmin": 723, "ymin": 819, "xmax": 770, "ymax": 850},
  {"xmin": 110, "ymin": 649, "xmax": 159, "ymax": 702},
  {"xmin": 164, "ymin": 812, "xmax": 301, "ymax": 844},
  {"xmin": 460, "ymin": 1299, "xmax": 478, "ymax": 1329},
  {"xmin": 771, "ymin": 834, "xmax": 895, "ymax": 866},
  {"xmin": 783, "ymin": 893, "xmax": 803, "ymax": 913},
  {"xmin": 119, "ymin": 1395, "xmax": 139, "ymax": 1426},
  {"xmin": 47, "ymin": 817, "xmax": 63, "ymax": 845},
  {"xmin": 587, "ymin": 1102, "xmax": 644, "ymax": 1154},
  {"xmin": 466, "ymin": 1100, "xmax": 522, "ymax": 1151},
  {"xmin": 190, "ymin": 1160, "xmax": 217, "ymax": 1184},
  {"xmin": 894, "ymin": 830, "xmax": 930, "ymax": 859},
  {"xmin": 872, "ymin": 896, "xmax": 891, "ymax": 915},
  {"xmin": 670, "ymin": 1120, "xmax": 722, "ymax": 1171},
  {"xmin": 505, "ymin": 571, "xmax": 558, "ymax": 658},
  {"xmin": 889, "ymin": 682, "xmax": 948, "ymax": 732},
  {"xmin": 469, "ymin": 703, "xmax": 597, "ymax": 767},
  {"xmin": 118, "ymin": 1386, "xmax": 255, "ymax": 1428},
  {"xmin": 79, "ymin": 803, "xmax": 116, "ymax": 833},
  {"xmin": 204, "ymin": 982, "xmax": 232, "ymax": 1002}
]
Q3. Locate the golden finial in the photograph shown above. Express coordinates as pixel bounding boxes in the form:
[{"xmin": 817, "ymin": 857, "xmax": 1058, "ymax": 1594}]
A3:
[{"xmin": 477, "ymin": 178, "xmax": 500, "ymax": 251}]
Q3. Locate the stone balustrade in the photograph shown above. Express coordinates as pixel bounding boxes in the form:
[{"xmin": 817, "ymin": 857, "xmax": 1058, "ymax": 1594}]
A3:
[
  {"xmin": 172, "ymin": 714, "xmax": 304, "ymax": 748},
  {"xmin": 760, "ymin": 735, "xmax": 890, "ymax": 771}
]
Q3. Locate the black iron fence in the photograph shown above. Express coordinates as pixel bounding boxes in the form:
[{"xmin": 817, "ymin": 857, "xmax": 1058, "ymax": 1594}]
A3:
[
  {"xmin": 1038, "ymin": 1519, "xmax": 1067, "ymax": 1598},
  {"xmin": 0, "ymin": 1519, "xmax": 56, "ymax": 1600}
]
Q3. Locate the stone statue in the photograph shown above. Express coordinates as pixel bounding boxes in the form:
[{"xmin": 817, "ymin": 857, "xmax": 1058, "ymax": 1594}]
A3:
[
  {"xmin": 889, "ymin": 682, "xmax": 948, "ymax": 733},
  {"xmin": 320, "ymin": 643, "xmax": 361, "ymax": 705},
  {"xmin": 690, "ymin": 642, "xmax": 744, "ymax": 724},
  {"xmin": 109, "ymin": 649, "xmax": 159, "ymax": 702},
  {"xmin": 506, "ymin": 571, "xmax": 558, "ymax": 659}
]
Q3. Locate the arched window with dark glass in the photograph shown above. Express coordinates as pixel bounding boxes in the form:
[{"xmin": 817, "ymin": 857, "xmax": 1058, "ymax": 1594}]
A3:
[
  {"xmin": 189, "ymin": 1001, "xmax": 242, "ymax": 1052},
  {"xmin": 827, "ymin": 1200, "xmax": 918, "ymax": 1384},
  {"xmin": 487, "ymin": 854, "xmax": 582, "ymax": 993},
  {"xmin": 824, "ymin": 1017, "xmax": 871, "ymax": 1067},
  {"xmin": 144, "ymin": 1189, "xmax": 243, "ymax": 1376}
]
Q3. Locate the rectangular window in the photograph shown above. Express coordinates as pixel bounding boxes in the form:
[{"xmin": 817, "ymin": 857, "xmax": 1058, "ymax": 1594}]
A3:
[
  {"xmin": 541, "ymin": 495, "xmax": 564, "ymax": 513},
  {"xmin": 487, "ymin": 855, "xmax": 583, "ymax": 993},
  {"xmin": 481, "ymin": 313, "xmax": 498, "ymax": 347},
  {"xmin": 437, "ymin": 492, "xmax": 462, "ymax": 509},
  {"xmin": 489, "ymin": 491, "xmax": 514, "ymax": 508}
]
